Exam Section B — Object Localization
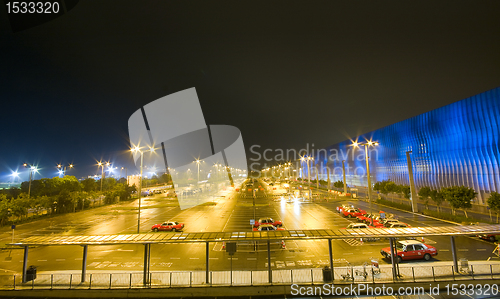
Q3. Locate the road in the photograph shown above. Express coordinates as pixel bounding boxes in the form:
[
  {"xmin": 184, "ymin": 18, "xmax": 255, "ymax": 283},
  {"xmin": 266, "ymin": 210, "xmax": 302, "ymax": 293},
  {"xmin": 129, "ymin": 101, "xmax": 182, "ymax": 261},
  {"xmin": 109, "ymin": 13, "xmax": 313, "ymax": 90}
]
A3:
[{"xmin": 0, "ymin": 179, "xmax": 497, "ymax": 275}]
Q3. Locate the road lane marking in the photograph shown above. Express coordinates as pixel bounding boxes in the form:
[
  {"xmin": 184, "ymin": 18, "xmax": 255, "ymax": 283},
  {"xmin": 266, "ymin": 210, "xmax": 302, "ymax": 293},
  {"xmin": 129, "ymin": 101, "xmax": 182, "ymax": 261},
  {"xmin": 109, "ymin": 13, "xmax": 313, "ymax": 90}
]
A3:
[
  {"xmin": 38, "ymin": 260, "xmax": 47, "ymax": 262},
  {"xmin": 440, "ymin": 249, "xmax": 449, "ymax": 252},
  {"xmin": 228, "ymin": 258, "xmax": 238, "ymax": 260},
  {"xmin": 170, "ymin": 257, "xmax": 180, "ymax": 259},
  {"xmin": 458, "ymin": 249, "xmax": 469, "ymax": 251},
  {"xmin": 190, "ymin": 258, "xmax": 199, "ymax": 260},
  {"xmin": 56, "ymin": 259, "xmax": 65, "ymax": 261},
  {"xmin": 209, "ymin": 258, "xmax": 219, "ymax": 260},
  {"xmin": 343, "ymin": 253, "xmax": 354, "ymax": 255},
  {"xmin": 477, "ymin": 249, "xmax": 487, "ymax": 251},
  {"xmin": 247, "ymin": 258, "xmax": 257, "ymax": 260}
]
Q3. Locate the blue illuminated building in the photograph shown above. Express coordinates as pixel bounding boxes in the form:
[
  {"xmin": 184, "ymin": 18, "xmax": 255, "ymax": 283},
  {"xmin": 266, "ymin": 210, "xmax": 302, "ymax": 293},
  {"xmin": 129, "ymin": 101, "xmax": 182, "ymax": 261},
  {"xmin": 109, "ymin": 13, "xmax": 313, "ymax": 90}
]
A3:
[{"xmin": 315, "ymin": 87, "xmax": 500, "ymax": 205}]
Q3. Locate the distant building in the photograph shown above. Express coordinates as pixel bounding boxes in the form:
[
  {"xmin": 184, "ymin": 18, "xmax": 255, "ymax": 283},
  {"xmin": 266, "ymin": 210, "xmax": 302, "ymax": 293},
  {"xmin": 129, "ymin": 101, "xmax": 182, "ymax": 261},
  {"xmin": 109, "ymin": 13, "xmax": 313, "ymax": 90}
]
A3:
[{"xmin": 314, "ymin": 87, "xmax": 500, "ymax": 205}]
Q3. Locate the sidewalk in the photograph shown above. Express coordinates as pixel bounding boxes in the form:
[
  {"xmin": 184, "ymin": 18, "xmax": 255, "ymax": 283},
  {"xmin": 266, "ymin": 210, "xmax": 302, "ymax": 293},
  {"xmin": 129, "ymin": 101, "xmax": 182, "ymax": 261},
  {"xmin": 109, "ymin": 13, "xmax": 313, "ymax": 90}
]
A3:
[{"xmin": 2, "ymin": 260, "xmax": 499, "ymax": 290}]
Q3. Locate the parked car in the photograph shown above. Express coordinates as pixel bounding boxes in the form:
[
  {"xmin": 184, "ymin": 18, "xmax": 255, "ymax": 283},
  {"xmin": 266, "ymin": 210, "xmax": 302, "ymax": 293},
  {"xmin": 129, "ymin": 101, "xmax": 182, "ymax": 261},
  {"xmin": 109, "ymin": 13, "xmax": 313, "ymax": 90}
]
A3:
[
  {"xmin": 380, "ymin": 240, "xmax": 437, "ymax": 263},
  {"xmin": 387, "ymin": 222, "xmax": 411, "ymax": 228},
  {"xmin": 342, "ymin": 208, "xmax": 367, "ymax": 218},
  {"xmin": 254, "ymin": 218, "xmax": 283, "ymax": 227},
  {"xmin": 253, "ymin": 224, "xmax": 285, "ymax": 231},
  {"xmin": 381, "ymin": 218, "xmax": 401, "ymax": 227},
  {"xmin": 342, "ymin": 223, "xmax": 374, "ymax": 229},
  {"xmin": 478, "ymin": 234, "xmax": 499, "ymax": 242},
  {"xmin": 151, "ymin": 221, "xmax": 184, "ymax": 232},
  {"xmin": 336, "ymin": 204, "xmax": 353, "ymax": 213},
  {"xmin": 356, "ymin": 213, "xmax": 374, "ymax": 223}
]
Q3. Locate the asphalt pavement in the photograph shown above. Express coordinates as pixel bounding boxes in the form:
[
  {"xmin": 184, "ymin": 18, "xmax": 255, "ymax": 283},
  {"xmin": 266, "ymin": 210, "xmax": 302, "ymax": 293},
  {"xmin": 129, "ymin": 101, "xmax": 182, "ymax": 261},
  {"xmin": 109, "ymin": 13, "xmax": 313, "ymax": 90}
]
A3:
[{"xmin": 0, "ymin": 179, "xmax": 498, "ymax": 276}]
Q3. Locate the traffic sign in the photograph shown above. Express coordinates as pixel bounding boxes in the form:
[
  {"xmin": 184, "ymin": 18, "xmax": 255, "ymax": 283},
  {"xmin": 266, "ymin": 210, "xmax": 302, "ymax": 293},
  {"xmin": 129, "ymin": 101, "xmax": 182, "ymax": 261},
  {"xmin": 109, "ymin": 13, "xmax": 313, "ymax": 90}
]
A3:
[
  {"xmin": 250, "ymin": 219, "xmax": 255, "ymax": 225},
  {"xmin": 11, "ymin": 225, "xmax": 15, "ymax": 230}
]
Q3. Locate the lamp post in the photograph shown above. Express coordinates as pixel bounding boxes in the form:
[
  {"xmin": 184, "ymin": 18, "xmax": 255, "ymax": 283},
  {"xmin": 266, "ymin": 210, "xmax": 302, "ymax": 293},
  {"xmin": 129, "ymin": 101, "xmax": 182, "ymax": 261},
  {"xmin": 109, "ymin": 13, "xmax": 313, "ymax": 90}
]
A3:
[
  {"xmin": 22, "ymin": 163, "xmax": 37, "ymax": 198},
  {"xmin": 342, "ymin": 160, "xmax": 348, "ymax": 194},
  {"xmin": 406, "ymin": 151, "xmax": 418, "ymax": 213},
  {"xmin": 131, "ymin": 145, "xmax": 156, "ymax": 234},
  {"xmin": 195, "ymin": 159, "xmax": 201, "ymax": 185},
  {"xmin": 57, "ymin": 164, "xmax": 74, "ymax": 177},
  {"xmin": 97, "ymin": 162, "xmax": 110, "ymax": 193},
  {"xmin": 352, "ymin": 141, "xmax": 379, "ymax": 225},
  {"xmin": 121, "ymin": 167, "xmax": 128, "ymax": 184}
]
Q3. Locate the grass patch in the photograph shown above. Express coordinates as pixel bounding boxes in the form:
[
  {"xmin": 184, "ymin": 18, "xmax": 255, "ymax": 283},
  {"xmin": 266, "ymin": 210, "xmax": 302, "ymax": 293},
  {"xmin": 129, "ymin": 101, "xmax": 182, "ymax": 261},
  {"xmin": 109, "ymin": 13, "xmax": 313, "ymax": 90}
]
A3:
[
  {"xmin": 422, "ymin": 209, "xmax": 493, "ymax": 224},
  {"xmin": 376, "ymin": 198, "xmax": 412, "ymax": 212}
]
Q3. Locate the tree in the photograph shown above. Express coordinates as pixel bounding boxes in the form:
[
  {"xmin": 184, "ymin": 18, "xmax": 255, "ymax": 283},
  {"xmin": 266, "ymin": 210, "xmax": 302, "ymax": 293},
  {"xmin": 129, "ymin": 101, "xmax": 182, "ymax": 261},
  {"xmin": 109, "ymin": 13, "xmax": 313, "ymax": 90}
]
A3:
[
  {"xmin": 333, "ymin": 180, "xmax": 344, "ymax": 188},
  {"xmin": 487, "ymin": 192, "xmax": 500, "ymax": 223},
  {"xmin": 11, "ymin": 194, "xmax": 30, "ymax": 220},
  {"xmin": 398, "ymin": 185, "xmax": 411, "ymax": 199},
  {"xmin": 429, "ymin": 189, "xmax": 444, "ymax": 212},
  {"xmin": 418, "ymin": 186, "xmax": 432, "ymax": 209},
  {"xmin": 81, "ymin": 178, "xmax": 97, "ymax": 192},
  {"xmin": 441, "ymin": 186, "xmax": 476, "ymax": 217},
  {"xmin": 159, "ymin": 173, "xmax": 172, "ymax": 184},
  {"xmin": 373, "ymin": 180, "xmax": 398, "ymax": 196},
  {"xmin": 0, "ymin": 194, "xmax": 11, "ymax": 226}
]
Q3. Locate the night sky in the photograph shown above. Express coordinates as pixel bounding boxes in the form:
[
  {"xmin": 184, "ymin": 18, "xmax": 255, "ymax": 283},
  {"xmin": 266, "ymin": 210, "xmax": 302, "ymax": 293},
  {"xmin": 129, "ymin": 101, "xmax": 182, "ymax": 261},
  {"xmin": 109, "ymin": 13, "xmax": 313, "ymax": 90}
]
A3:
[{"xmin": 1, "ymin": 0, "xmax": 500, "ymax": 182}]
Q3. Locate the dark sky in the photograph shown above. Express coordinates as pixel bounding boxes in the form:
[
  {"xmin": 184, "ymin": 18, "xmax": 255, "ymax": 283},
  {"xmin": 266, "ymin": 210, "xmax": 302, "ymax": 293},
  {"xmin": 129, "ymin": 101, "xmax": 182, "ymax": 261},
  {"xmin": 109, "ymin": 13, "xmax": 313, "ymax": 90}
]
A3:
[{"xmin": 1, "ymin": 0, "xmax": 500, "ymax": 181}]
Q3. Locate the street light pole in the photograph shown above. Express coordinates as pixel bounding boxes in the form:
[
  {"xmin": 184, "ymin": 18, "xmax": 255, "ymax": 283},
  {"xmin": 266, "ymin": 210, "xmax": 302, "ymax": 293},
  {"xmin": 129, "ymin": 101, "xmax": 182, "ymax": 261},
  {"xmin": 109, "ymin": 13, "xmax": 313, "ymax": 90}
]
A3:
[
  {"xmin": 352, "ymin": 141, "xmax": 379, "ymax": 225},
  {"xmin": 406, "ymin": 151, "xmax": 418, "ymax": 213},
  {"xmin": 363, "ymin": 144, "xmax": 372, "ymax": 204},
  {"xmin": 138, "ymin": 151, "xmax": 143, "ymax": 234},
  {"xmin": 131, "ymin": 145, "xmax": 155, "ymax": 234},
  {"xmin": 342, "ymin": 160, "xmax": 347, "ymax": 194},
  {"xmin": 23, "ymin": 163, "xmax": 36, "ymax": 198}
]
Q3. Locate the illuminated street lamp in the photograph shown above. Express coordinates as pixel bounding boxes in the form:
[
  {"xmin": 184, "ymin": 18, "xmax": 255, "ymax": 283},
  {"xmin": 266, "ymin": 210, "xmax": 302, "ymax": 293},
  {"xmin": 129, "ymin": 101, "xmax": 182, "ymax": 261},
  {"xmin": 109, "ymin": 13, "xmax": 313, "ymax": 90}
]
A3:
[
  {"xmin": 120, "ymin": 167, "xmax": 128, "ymax": 184},
  {"xmin": 57, "ymin": 163, "xmax": 74, "ymax": 177},
  {"xmin": 352, "ymin": 140, "xmax": 379, "ymax": 225},
  {"xmin": 22, "ymin": 163, "xmax": 38, "ymax": 198},
  {"xmin": 11, "ymin": 171, "xmax": 19, "ymax": 186},
  {"xmin": 195, "ymin": 159, "xmax": 201, "ymax": 185},
  {"xmin": 131, "ymin": 144, "xmax": 156, "ymax": 234},
  {"xmin": 97, "ymin": 161, "xmax": 110, "ymax": 192}
]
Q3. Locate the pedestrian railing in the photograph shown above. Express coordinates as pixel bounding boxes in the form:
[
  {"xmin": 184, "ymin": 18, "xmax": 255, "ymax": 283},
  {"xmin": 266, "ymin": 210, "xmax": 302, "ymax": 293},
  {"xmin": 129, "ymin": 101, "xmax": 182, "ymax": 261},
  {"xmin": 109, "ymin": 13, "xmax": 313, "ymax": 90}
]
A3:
[{"xmin": 1, "ymin": 263, "xmax": 499, "ymax": 290}]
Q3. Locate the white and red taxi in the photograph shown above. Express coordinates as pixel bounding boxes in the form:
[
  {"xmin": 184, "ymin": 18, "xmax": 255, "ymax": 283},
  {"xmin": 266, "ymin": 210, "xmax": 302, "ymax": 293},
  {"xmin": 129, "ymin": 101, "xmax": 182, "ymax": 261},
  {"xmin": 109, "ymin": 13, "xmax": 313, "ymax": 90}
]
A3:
[{"xmin": 381, "ymin": 240, "xmax": 437, "ymax": 263}]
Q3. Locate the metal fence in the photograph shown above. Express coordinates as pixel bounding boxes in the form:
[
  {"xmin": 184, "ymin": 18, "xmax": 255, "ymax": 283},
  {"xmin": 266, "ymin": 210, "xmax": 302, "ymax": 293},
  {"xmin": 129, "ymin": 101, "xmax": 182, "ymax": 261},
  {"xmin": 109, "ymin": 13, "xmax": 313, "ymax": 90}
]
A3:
[{"xmin": 1, "ymin": 263, "xmax": 499, "ymax": 290}]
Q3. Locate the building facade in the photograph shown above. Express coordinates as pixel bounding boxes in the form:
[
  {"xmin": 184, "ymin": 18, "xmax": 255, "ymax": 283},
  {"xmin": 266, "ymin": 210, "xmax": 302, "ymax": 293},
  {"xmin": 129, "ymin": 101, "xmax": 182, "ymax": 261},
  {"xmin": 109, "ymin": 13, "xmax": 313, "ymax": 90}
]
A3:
[{"xmin": 313, "ymin": 87, "xmax": 500, "ymax": 205}]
